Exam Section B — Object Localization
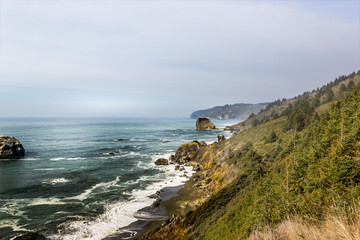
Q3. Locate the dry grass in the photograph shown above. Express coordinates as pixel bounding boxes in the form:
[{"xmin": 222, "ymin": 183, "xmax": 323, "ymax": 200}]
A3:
[{"xmin": 248, "ymin": 206, "xmax": 360, "ymax": 240}]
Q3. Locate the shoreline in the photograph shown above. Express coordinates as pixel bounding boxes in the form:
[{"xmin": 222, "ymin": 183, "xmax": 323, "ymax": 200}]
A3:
[{"xmin": 101, "ymin": 168, "xmax": 208, "ymax": 240}]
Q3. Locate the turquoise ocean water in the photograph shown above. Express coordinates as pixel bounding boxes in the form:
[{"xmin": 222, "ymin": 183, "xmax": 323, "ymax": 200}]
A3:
[{"xmin": 0, "ymin": 118, "xmax": 239, "ymax": 240}]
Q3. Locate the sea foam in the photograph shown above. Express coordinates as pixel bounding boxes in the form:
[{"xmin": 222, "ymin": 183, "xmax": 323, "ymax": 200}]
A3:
[{"xmin": 49, "ymin": 164, "xmax": 194, "ymax": 240}]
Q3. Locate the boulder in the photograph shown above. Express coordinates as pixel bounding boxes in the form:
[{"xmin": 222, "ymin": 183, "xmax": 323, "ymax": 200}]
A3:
[
  {"xmin": 175, "ymin": 165, "xmax": 180, "ymax": 170},
  {"xmin": 0, "ymin": 136, "xmax": 25, "ymax": 158},
  {"xmin": 169, "ymin": 154, "xmax": 175, "ymax": 162},
  {"xmin": 155, "ymin": 158, "xmax": 169, "ymax": 165},
  {"xmin": 173, "ymin": 141, "xmax": 201, "ymax": 164},
  {"xmin": 196, "ymin": 118, "xmax": 216, "ymax": 130},
  {"xmin": 217, "ymin": 135, "xmax": 226, "ymax": 142},
  {"xmin": 14, "ymin": 233, "xmax": 45, "ymax": 240},
  {"xmin": 224, "ymin": 125, "xmax": 233, "ymax": 131}
]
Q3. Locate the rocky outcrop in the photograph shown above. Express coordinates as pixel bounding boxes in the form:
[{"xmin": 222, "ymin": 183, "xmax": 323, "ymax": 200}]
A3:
[
  {"xmin": 0, "ymin": 136, "xmax": 25, "ymax": 158},
  {"xmin": 173, "ymin": 141, "xmax": 202, "ymax": 164},
  {"xmin": 224, "ymin": 125, "xmax": 233, "ymax": 131},
  {"xmin": 155, "ymin": 158, "xmax": 169, "ymax": 165},
  {"xmin": 196, "ymin": 118, "xmax": 216, "ymax": 130},
  {"xmin": 217, "ymin": 135, "xmax": 226, "ymax": 142},
  {"xmin": 14, "ymin": 232, "xmax": 45, "ymax": 240}
]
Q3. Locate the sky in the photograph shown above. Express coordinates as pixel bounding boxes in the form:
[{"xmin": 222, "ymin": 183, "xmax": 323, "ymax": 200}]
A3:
[{"xmin": 0, "ymin": 0, "xmax": 359, "ymax": 118}]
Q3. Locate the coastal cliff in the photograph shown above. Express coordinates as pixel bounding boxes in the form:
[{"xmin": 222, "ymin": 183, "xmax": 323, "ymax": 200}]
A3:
[{"xmin": 143, "ymin": 70, "xmax": 360, "ymax": 239}]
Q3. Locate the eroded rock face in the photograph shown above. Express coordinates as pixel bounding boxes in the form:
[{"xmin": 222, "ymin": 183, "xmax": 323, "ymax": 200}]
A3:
[
  {"xmin": 0, "ymin": 135, "xmax": 25, "ymax": 158},
  {"xmin": 196, "ymin": 118, "xmax": 216, "ymax": 130},
  {"xmin": 173, "ymin": 141, "xmax": 201, "ymax": 164}
]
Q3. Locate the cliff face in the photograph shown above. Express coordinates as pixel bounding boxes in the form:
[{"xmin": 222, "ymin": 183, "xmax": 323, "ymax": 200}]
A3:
[
  {"xmin": 143, "ymin": 71, "xmax": 360, "ymax": 240},
  {"xmin": 191, "ymin": 103, "xmax": 268, "ymax": 120}
]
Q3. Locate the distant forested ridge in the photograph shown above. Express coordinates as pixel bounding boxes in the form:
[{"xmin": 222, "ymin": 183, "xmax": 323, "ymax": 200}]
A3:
[{"xmin": 191, "ymin": 103, "xmax": 269, "ymax": 120}]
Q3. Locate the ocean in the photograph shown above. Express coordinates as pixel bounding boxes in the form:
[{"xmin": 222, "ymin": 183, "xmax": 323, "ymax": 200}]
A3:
[{"xmin": 0, "ymin": 118, "xmax": 239, "ymax": 240}]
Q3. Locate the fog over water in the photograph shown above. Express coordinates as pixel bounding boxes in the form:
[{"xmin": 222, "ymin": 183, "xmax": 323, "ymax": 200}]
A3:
[{"xmin": 0, "ymin": 1, "xmax": 359, "ymax": 118}]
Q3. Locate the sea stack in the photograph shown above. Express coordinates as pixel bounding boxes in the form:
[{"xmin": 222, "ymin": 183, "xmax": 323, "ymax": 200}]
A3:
[
  {"xmin": 0, "ymin": 135, "xmax": 25, "ymax": 158},
  {"xmin": 196, "ymin": 118, "xmax": 216, "ymax": 130}
]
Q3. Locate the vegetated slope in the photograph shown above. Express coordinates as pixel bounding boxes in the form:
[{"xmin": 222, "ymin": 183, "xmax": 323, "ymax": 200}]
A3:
[
  {"xmin": 144, "ymin": 70, "xmax": 360, "ymax": 240},
  {"xmin": 190, "ymin": 103, "xmax": 268, "ymax": 120},
  {"xmin": 232, "ymin": 71, "xmax": 360, "ymax": 130}
]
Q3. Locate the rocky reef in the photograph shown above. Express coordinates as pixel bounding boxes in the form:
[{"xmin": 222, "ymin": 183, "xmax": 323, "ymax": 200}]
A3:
[
  {"xmin": 13, "ymin": 232, "xmax": 45, "ymax": 240},
  {"xmin": 195, "ymin": 118, "xmax": 216, "ymax": 130},
  {"xmin": 0, "ymin": 135, "xmax": 25, "ymax": 158}
]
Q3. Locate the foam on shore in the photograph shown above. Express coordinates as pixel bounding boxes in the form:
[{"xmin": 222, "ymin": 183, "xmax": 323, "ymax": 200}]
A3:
[{"xmin": 49, "ymin": 164, "xmax": 194, "ymax": 240}]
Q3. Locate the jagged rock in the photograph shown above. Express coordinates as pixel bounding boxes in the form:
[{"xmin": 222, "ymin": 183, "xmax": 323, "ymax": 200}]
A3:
[
  {"xmin": 152, "ymin": 199, "xmax": 161, "ymax": 207},
  {"xmin": 179, "ymin": 166, "xmax": 185, "ymax": 171},
  {"xmin": 175, "ymin": 165, "xmax": 180, "ymax": 170},
  {"xmin": 199, "ymin": 141, "xmax": 207, "ymax": 146},
  {"xmin": 155, "ymin": 158, "xmax": 169, "ymax": 165},
  {"xmin": 193, "ymin": 163, "xmax": 201, "ymax": 171},
  {"xmin": 169, "ymin": 154, "xmax": 175, "ymax": 162},
  {"xmin": 173, "ymin": 141, "xmax": 201, "ymax": 164},
  {"xmin": 196, "ymin": 118, "xmax": 216, "ymax": 130},
  {"xmin": 217, "ymin": 135, "xmax": 226, "ymax": 142},
  {"xmin": 14, "ymin": 232, "xmax": 45, "ymax": 240},
  {"xmin": 0, "ymin": 136, "xmax": 25, "ymax": 158}
]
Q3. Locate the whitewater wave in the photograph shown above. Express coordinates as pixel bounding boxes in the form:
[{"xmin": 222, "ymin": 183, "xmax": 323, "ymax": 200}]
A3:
[
  {"xmin": 50, "ymin": 165, "xmax": 194, "ymax": 240},
  {"xmin": 50, "ymin": 157, "xmax": 86, "ymax": 161},
  {"xmin": 68, "ymin": 176, "xmax": 120, "ymax": 201}
]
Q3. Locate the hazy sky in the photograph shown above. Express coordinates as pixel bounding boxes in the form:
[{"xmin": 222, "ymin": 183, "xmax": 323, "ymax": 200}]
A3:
[{"xmin": 0, "ymin": 0, "xmax": 359, "ymax": 118}]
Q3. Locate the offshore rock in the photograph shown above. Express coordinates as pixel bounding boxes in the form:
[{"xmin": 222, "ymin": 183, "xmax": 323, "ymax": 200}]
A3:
[
  {"xmin": 196, "ymin": 118, "xmax": 216, "ymax": 130},
  {"xmin": 0, "ymin": 135, "xmax": 25, "ymax": 158},
  {"xmin": 155, "ymin": 158, "xmax": 169, "ymax": 165},
  {"xmin": 14, "ymin": 232, "xmax": 45, "ymax": 240}
]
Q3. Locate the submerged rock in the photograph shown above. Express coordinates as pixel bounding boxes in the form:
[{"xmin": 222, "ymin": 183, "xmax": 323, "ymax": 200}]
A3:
[
  {"xmin": 155, "ymin": 158, "xmax": 169, "ymax": 165},
  {"xmin": 0, "ymin": 135, "xmax": 25, "ymax": 158},
  {"xmin": 14, "ymin": 232, "xmax": 45, "ymax": 240},
  {"xmin": 196, "ymin": 118, "xmax": 216, "ymax": 130}
]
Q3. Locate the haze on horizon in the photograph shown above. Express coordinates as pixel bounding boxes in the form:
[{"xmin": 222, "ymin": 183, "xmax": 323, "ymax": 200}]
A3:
[{"xmin": 0, "ymin": 0, "xmax": 359, "ymax": 118}]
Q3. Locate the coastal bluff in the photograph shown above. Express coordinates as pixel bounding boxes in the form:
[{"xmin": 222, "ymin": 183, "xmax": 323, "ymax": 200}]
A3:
[
  {"xmin": 196, "ymin": 118, "xmax": 216, "ymax": 130},
  {"xmin": 0, "ymin": 135, "xmax": 25, "ymax": 158}
]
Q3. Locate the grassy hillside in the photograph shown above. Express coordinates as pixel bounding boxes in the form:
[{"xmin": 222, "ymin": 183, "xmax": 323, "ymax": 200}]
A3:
[{"xmin": 143, "ymin": 70, "xmax": 360, "ymax": 240}]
